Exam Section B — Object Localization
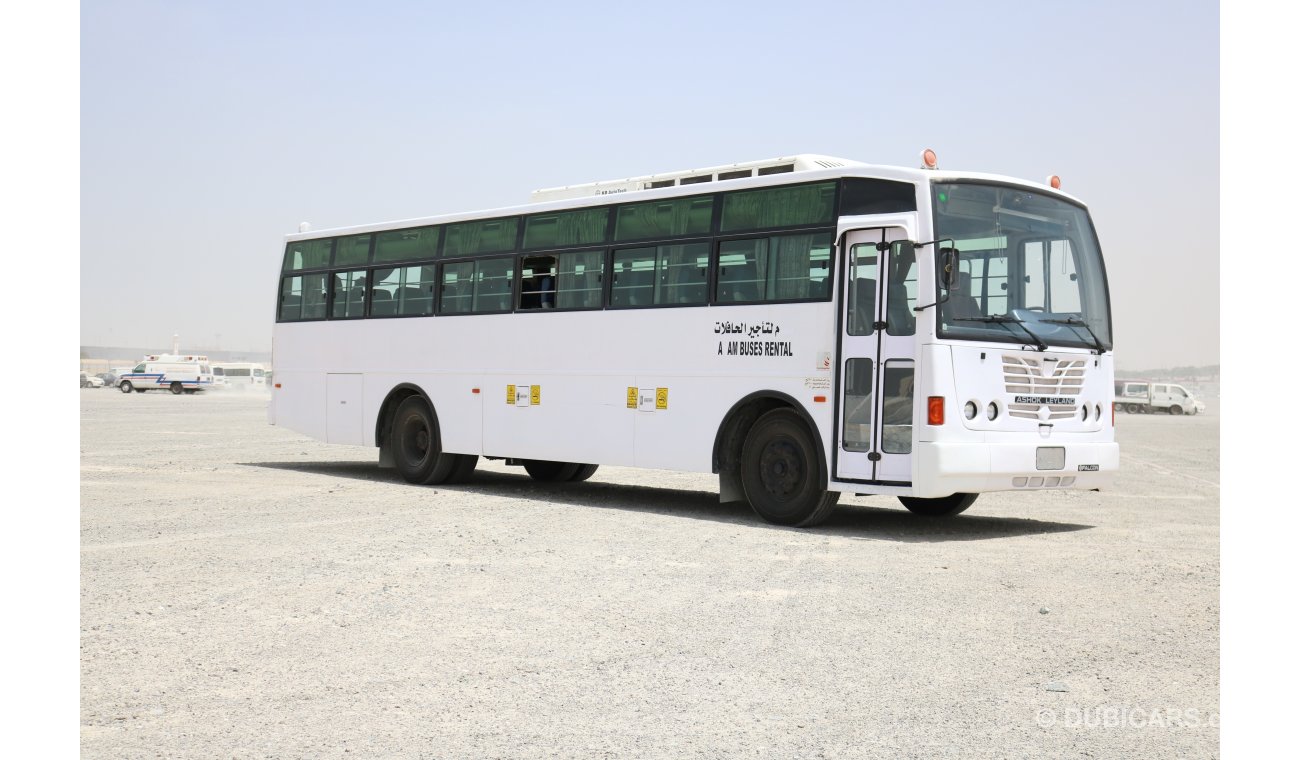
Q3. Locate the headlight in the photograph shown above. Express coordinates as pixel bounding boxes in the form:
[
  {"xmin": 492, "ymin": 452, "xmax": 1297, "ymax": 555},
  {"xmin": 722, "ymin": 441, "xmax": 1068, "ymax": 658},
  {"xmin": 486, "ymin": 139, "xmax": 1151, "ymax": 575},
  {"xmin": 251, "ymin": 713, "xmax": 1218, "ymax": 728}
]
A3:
[
  {"xmin": 986, "ymin": 402, "xmax": 999, "ymax": 420},
  {"xmin": 964, "ymin": 401, "xmax": 978, "ymax": 420}
]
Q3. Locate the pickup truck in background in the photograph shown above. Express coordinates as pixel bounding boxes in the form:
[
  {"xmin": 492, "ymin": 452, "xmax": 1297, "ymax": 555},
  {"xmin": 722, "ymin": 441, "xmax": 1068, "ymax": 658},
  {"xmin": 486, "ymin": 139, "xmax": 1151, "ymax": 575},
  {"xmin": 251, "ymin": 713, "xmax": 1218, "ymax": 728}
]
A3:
[{"xmin": 1114, "ymin": 380, "xmax": 1207, "ymax": 415}]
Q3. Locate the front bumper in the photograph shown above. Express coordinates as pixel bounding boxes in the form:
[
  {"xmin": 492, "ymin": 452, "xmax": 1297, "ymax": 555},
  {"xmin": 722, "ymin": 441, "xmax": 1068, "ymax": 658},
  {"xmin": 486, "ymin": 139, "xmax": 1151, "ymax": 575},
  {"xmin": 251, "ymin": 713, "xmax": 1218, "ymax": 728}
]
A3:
[{"xmin": 913, "ymin": 440, "xmax": 1119, "ymax": 498}]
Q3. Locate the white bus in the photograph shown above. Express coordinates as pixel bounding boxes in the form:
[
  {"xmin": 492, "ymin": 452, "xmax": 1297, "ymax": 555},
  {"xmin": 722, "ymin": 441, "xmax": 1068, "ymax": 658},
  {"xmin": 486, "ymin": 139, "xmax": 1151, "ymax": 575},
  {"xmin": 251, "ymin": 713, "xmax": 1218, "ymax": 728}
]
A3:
[
  {"xmin": 269, "ymin": 153, "xmax": 1117, "ymax": 527},
  {"xmin": 213, "ymin": 362, "xmax": 269, "ymax": 391},
  {"xmin": 119, "ymin": 354, "xmax": 215, "ymax": 394}
]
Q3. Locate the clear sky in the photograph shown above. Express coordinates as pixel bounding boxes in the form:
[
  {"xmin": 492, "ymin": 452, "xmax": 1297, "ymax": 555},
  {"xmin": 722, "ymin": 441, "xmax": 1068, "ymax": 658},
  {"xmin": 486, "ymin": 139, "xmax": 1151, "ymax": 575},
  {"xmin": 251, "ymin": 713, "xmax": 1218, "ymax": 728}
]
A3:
[{"xmin": 80, "ymin": 0, "xmax": 1219, "ymax": 368}]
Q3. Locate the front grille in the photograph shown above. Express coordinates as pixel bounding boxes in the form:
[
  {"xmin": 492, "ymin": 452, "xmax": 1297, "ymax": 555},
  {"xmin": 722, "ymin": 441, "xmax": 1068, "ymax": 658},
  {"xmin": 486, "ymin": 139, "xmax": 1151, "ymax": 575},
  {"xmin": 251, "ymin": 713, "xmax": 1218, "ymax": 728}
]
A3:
[{"xmin": 1003, "ymin": 355, "xmax": 1086, "ymax": 420}]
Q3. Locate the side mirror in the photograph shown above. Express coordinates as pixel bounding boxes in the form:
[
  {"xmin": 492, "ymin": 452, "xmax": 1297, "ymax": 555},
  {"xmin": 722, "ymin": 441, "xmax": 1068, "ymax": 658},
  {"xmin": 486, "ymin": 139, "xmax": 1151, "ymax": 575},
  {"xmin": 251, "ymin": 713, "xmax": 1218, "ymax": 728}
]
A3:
[{"xmin": 939, "ymin": 246, "xmax": 961, "ymax": 291}]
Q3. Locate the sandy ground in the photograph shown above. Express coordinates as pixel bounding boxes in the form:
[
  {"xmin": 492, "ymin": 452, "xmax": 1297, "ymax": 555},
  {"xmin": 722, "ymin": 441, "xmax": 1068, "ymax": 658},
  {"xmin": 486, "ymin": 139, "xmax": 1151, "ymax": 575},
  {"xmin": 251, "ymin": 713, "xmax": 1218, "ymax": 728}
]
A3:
[{"xmin": 81, "ymin": 390, "xmax": 1219, "ymax": 759}]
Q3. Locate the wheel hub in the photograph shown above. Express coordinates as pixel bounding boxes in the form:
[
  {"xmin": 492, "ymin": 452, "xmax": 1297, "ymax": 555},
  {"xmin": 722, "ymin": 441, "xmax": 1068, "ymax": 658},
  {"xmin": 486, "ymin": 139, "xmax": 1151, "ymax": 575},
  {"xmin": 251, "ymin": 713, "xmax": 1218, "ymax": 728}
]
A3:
[{"xmin": 759, "ymin": 439, "xmax": 803, "ymax": 499}]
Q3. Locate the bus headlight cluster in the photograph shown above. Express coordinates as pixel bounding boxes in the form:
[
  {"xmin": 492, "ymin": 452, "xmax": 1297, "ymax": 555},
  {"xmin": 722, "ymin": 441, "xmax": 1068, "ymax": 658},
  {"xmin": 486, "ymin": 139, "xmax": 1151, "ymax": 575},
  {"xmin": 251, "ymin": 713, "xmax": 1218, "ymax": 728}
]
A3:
[{"xmin": 964, "ymin": 401, "xmax": 978, "ymax": 420}]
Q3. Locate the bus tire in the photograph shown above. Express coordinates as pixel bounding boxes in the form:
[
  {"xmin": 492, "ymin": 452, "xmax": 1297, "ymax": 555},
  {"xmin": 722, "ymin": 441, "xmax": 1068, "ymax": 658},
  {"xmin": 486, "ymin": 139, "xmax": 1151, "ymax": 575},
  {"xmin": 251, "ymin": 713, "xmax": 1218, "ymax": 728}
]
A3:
[
  {"xmin": 740, "ymin": 408, "xmax": 838, "ymax": 527},
  {"xmin": 170, "ymin": 382, "xmax": 183, "ymax": 395},
  {"xmin": 1169, "ymin": 405, "xmax": 1183, "ymax": 415},
  {"xmin": 120, "ymin": 380, "xmax": 134, "ymax": 394},
  {"xmin": 445, "ymin": 454, "xmax": 478, "ymax": 484},
  {"xmin": 392, "ymin": 396, "xmax": 455, "ymax": 485},
  {"xmin": 899, "ymin": 493, "xmax": 977, "ymax": 517},
  {"xmin": 568, "ymin": 464, "xmax": 599, "ymax": 482},
  {"xmin": 523, "ymin": 460, "xmax": 581, "ymax": 481}
]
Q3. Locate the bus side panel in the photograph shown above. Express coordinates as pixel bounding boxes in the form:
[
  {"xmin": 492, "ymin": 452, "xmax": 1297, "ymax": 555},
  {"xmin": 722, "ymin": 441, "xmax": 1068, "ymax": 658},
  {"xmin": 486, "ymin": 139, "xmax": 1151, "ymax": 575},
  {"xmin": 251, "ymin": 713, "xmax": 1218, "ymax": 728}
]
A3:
[
  {"xmin": 481, "ymin": 374, "xmax": 635, "ymax": 465},
  {"xmin": 274, "ymin": 370, "xmax": 328, "ymax": 442},
  {"xmin": 361, "ymin": 372, "xmax": 483, "ymax": 454},
  {"xmin": 633, "ymin": 376, "xmax": 720, "ymax": 473}
]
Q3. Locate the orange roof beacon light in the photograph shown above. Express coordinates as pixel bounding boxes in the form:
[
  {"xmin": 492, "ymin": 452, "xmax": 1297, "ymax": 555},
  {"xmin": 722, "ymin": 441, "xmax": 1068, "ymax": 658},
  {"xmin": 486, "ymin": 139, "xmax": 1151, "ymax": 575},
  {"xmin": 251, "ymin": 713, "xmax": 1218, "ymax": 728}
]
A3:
[
  {"xmin": 921, "ymin": 148, "xmax": 938, "ymax": 170},
  {"xmin": 1047, "ymin": 174, "xmax": 1061, "ymax": 189}
]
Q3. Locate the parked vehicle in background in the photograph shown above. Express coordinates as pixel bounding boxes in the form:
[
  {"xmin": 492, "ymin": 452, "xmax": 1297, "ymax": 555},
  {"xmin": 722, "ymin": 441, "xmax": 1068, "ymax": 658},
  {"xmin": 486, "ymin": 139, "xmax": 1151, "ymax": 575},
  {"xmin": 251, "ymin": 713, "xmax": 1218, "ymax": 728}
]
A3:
[
  {"xmin": 118, "ymin": 354, "xmax": 215, "ymax": 395},
  {"xmin": 80, "ymin": 372, "xmax": 105, "ymax": 388},
  {"xmin": 212, "ymin": 362, "xmax": 268, "ymax": 391},
  {"xmin": 96, "ymin": 372, "xmax": 119, "ymax": 386},
  {"xmin": 1113, "ymin": 380, "xmax": 1206, "ymax": 415}
]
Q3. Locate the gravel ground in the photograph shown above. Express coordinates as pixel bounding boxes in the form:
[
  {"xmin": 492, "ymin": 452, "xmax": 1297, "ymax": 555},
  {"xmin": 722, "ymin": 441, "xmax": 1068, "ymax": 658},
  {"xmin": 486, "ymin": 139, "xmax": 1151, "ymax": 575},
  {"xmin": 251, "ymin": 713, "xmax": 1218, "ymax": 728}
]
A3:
[{"xmin": 81, "ymin": 390, "xmax": 1219, "ymax": 759}]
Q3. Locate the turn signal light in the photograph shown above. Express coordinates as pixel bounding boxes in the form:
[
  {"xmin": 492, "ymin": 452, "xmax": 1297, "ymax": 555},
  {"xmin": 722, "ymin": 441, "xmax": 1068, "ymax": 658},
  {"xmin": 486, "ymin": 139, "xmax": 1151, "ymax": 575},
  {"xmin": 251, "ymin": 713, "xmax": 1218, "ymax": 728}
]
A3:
[{"xmin": 927, "ymin": 396, "xmax": 945, "ymax": 425}]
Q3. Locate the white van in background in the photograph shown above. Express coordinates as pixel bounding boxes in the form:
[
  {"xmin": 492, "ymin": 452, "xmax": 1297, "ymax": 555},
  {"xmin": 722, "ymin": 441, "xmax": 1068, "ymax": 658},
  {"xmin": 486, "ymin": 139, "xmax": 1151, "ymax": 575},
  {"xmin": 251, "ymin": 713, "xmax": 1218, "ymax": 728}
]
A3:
[
  {"xmin": 1113, "ymin": 380, "xmax": 1207, "ymax": 415},
  {"xmin": 118, "ymin": 354, "xmax": 215, "ymax": 395},
  {"xmin": 212, "ymin": 362, "xmax": 268, "ymax": 391}
]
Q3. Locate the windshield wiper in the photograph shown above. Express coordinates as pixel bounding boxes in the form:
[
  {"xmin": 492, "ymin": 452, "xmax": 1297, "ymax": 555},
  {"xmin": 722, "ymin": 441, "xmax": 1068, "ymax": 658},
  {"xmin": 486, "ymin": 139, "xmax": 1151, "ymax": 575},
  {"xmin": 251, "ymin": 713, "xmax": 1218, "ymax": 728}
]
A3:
[
  {"xmin": 1044, "ymin": 317, "xmax": 1105, "ymax": 355},
  {"xmin": 953, "ymin": 315, "xmax": 1048, "ymax": 352}
]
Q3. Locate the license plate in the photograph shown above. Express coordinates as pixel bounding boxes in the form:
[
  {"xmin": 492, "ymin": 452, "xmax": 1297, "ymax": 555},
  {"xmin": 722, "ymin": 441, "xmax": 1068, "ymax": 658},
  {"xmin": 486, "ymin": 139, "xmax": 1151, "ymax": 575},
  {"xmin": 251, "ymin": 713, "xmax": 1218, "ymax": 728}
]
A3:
[{"xmin": 1036, "ymin": 447, "xmax": 1066, "ymax": 471}]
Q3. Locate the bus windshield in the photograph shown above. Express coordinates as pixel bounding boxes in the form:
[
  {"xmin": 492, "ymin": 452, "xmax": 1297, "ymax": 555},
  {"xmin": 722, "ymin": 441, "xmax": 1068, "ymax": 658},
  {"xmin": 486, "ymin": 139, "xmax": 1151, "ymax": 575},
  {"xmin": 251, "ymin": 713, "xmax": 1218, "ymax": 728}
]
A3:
[{"xmin": 933, "ymin": 182, "xmax": 1112, "ymax": 351}]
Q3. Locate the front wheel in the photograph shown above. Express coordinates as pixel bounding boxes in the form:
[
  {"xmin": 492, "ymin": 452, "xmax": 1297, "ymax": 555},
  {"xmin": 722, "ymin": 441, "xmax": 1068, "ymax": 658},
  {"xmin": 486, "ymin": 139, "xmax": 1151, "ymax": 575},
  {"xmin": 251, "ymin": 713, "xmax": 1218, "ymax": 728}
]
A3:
[
  {"xmin": 899, "ymin": 493, "xmax": 978, "ymax": 517},
  {"xmin": 740, "ymin": 408, "xmax": 838, "ymax": 527},
  {"xmin": 119, "ymin": 380, "xmax": 134, "ymax": 394},
  {"xmin": 170, "ymin": 382, "xmax": 183, "ymax": 395},
  {"xmin": 391, "ymin": 396, "xmax": 455, "ymax": 485},
  {"xmin": 1169, "ymin": 405, "xmax": 1183, "ymax": 416}
]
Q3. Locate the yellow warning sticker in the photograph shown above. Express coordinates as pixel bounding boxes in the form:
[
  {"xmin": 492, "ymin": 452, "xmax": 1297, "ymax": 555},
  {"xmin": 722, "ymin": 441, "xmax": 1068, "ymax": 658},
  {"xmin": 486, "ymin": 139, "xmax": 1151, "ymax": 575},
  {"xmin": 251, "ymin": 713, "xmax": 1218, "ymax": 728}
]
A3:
[
  {"xmin": 530, "ymin": 385, "xmax": 540, "ymax": 405},
  {"xmin": 656, "ymin": 387, "xmax": 668, "ymax": 410},
  {"xmin": 627, "ymin": 387, "xmax": 638, "ymax": 409},
  {"xmin": 506, "ymin": 384, "xmax": 515, "ymax": 405}
]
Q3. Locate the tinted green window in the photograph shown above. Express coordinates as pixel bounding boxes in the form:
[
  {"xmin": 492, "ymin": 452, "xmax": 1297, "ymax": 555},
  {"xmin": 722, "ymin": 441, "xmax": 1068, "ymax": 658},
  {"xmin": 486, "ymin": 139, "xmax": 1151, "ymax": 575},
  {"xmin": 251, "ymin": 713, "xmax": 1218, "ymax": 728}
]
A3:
[
  {"xmin": 720, "ymin": 182, "xmax": 836, "ymax": 232},
  {"xmin": 439, "ymin": 262, "xmax": 474, "ymax": 314},
  {"xmin": 716, "ymin": 232, "xmax": 833, "ymax": 303},
  {"xmin": 473, "ymin": 257, "xmax": 515, "ymax": 312},
  {"xmin": 556, "ymin": 251, "xmax": 604, "ymax": 309},
  {"xmin": 438, "ymin": 258, "xmax": 514, "ymax": 313},
  {"xmin": 615, "ymin": 196, "xmax": 714, "ymax": 241},
  {"xmin": 279, "ymin": 273, "xmax": 328, "ymax": 320},
  {"xmin": 443, "ymin": 217, "xmax": 518, "ymax": 257},
  {"xmin": 611, "ymin": 243, "xmax": 708, "ymax": 307},
  {"xmin": 283, "ymin": 239, "xmax": 333, "ymax": 272},
  {"xmin": 331, "ymin": 269, "xmax": 367, "ymax": 319},
  {"xmin": 372, "ymin": 265, "xmax": 436, "ymax": 316},
  {"xmin": 333, "ymin": 234, "xmax": 372, "ymax": 267},
  {"xmin": 374, "ymin": 226, "xmax": 439, "ymax": 264},
  {"xmin": 524, "ymin": 208, "xmax": 609, "ymax": 249}
]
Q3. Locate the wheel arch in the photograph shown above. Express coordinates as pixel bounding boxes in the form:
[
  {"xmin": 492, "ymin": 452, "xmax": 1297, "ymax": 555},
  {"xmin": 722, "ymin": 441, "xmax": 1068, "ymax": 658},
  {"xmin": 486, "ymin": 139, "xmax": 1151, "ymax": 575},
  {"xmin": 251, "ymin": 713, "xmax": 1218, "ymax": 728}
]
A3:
[
  {"xmin": 711, "ymin": 390, "xmax": 829, "ymax": 488},
  {"xmin": 375, "ymin": 383, "xmax": 441, "ymax": 455}
]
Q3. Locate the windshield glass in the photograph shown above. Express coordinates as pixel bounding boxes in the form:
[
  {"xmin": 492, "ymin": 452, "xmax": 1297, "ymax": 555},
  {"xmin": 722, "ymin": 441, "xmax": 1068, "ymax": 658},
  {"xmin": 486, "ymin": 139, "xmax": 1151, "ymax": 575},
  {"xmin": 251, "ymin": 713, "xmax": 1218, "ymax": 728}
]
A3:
[{"xmin": 933, "ymin": 182, "xmax": 1112, "ymax": 350}]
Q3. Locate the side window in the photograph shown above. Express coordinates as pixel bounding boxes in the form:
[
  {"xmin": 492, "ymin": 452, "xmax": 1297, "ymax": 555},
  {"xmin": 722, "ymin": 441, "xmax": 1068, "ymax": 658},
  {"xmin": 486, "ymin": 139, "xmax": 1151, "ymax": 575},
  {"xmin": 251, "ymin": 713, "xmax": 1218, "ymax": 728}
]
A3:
[
  {"xmin": 282, "ymin": 239, "xmax": 332, "ymax": 272},
  {"xmin": 280, "ymin": 273, "xmax": 328, "ymax": 320},
  {"xmin": 472, "ymin": 257, "xmax": 514, "ymax": 313},
  {"xmin": 556, "ymin": 251, "xmax": 605, "ymax": 309},
  {"xmin": 443, "ymin": 218, "xmax": 518, "ymax": 257},
  {"xmin": 523, "ymin": 208, "xmax": 609, "ymax": 249},
  {"xmin": 374, "ymin": 265, "xmax": 436, "ymax": 316},
  {"xmin": 439, "ymin": 262, "xmax": 474, "ymax": 314},
  {"xmin": 333, "ymin": 234, "xmax": 372, "ymax": 268},
  {"xmin": 331, "ymin": 269, "xmax": 367, "ymax": 319},
  {"xmin": 133, "ymin": 363, "xmax": 146, "ymax": 373},
  {"xmin": 847, "ymin": 244, "xmax": 878, "ymax": 336},
  {"xmin": 614, "ymin": 196, "xmax": 714, "ymax": 241},
  {"xmin": 717, "ymin": 232, "xmax": 833, "ymax": 303},
  {"xmin": 656, "ymin": 243, "xmax": 709, "ymax": 305},
  {"xmin": 520, "ymin": 255, "xmax": 558, "ymax": 310},
  {"xmin": 885, "ymin": 242, "xmax": 917, "ymax": 336},
  {"xmin": 611, "ymin": 248, "xmax": 657, "ymax": 307},
  {"xmin": 373, "ymin": 226, "xmax": 439, "ymax": 264}
]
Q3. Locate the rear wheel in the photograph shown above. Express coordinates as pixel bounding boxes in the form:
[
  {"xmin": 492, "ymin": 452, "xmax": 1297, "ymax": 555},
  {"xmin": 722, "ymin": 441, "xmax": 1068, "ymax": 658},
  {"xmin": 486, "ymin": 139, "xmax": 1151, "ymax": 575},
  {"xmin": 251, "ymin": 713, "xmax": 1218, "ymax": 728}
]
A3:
[
  {"xmin": 739, "ymin": 408, "xmax": 838, "ymax": 527},
  {"xmin": 119, "ymin": 380, "xmax": 134, "ymax": 394},
  {"xmin": 170, "ymin": 382, "xmax": 183, "ymax": 395},
  {"xmin": 445, "ymin": 454, "xmax": 479, "ymax": 484},
  {"xmin": 523, "ymin": 460, "xmax": 581, "ymax": 481},
  {"xmin": 568, "ymin": 464, "xmax": 599, "ymax": 482},
  {"xmin": 1124, "ymin": 403, "xmax": 1140, "ymax": 414},
  {"xmin": 391, "ymin": 396, "xmax": 455, "ymax": 485},
  {"xmin": 899, "ymin": 493, "xmax": 978, "ymax": 517}
]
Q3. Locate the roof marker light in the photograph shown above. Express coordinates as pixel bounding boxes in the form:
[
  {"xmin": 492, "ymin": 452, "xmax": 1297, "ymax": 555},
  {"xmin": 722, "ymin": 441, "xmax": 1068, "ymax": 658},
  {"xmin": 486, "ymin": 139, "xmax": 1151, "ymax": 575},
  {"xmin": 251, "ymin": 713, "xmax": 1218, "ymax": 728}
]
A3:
[
  {"xmin": 1047, "ymin": 175, "xmax": 1061, "ymax": 189},
  {"xmin": 921, "ymin": 148, "xmax": 938, "ymax": 170}
]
